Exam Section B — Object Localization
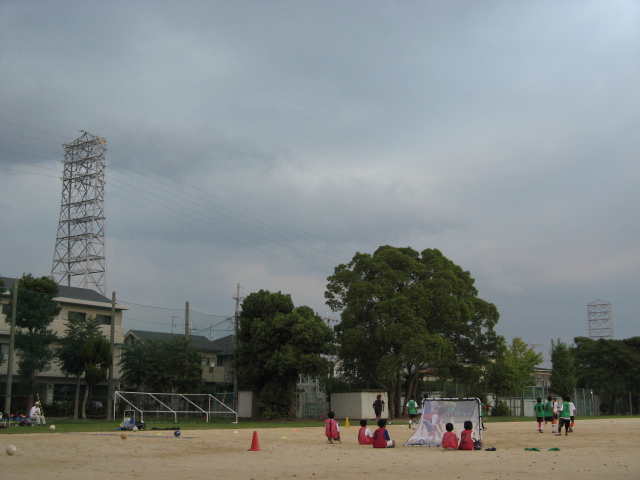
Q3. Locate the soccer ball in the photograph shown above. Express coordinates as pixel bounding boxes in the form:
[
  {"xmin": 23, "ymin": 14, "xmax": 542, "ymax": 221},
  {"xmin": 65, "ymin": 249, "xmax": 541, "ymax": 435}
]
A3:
[
  {"xmin": 6, "ymin": 445, "xmax": 17, "ymax": 456},
  {"xmin": 418, "ymin": 438, "xmax": 425, "ymax": 445},
  {"xmin": 174, "ymin": 430, "xmax": 181, "ymax": 437},
  {"xmin": 120, "ymin": 432, "xmax": 128, "ymax": 440},
  {"xmin": 132, "ymin": 426, "xmax": 138, "ymax": 432},
  {"xmin": 50, "ymin": 425, "xmax": 56, "ymax": 431}
]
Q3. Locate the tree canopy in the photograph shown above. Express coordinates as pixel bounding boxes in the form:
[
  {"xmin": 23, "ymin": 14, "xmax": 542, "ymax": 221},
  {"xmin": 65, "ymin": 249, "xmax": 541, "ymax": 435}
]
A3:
[
  {"xmin": 119, "ymin": 336, "xmax": 204, "ymax": 393},
  {"xmin": 0, "ymin": 276, "xmax": 5, "ymax": 367},
  {"xmin": 8, "ymin": 274, "xmax": 61, "ymax": 404},
  {"xmin": 56, "ymin": 315, "xmax": 102, "ymax": 419},
  {"xmin": 573, "ymin": 336, "xmax": 640, "ymax": 414},
  {"xmin": 325, "ymin": 246, "xmax": 502, "ymax": 417},
  {"xmin": 235, "ymin": 290, "xmax": 335, "ymax": 418},
  {"xmin": 80, "ymin": 333, "xmax": 111, "ymax": 419},
  {"xmin": 550, "ymin": 339, "xmax": 577, "ymax": 396},
  {"xmin": 486, "ymin": 337, "xmax": 543, "ymax": 403}
]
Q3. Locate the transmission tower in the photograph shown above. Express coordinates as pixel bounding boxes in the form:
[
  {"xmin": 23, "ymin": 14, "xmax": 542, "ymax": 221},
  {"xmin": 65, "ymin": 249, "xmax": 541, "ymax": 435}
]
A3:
[
  {"xmin": 587, "ymin": 299, "xmax": 613, "ymax": 339},
  {"xmin": 51, "ymin": 131, "xmax": 107, "ymax": 295}
]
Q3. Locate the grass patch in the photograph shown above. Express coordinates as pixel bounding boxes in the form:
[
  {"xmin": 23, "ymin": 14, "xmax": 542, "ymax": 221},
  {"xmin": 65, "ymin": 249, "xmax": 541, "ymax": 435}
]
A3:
[
  {"xmin": 0, "ymin": 417, "xmax": 326, "ymax": 435},
  {"xmin": 3, "ymin": 415, "xmax": 637, "ymax": 435}
]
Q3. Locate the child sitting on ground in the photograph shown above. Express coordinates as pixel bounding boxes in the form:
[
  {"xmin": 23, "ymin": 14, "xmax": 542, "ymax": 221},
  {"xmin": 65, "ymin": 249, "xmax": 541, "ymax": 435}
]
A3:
[
  {"xmin": 358, "ymin": 419, "xmax": 373, "ymax": 445},
  {"xmin": 372, "ymin": 418, "xmax": 395, "ymax": 448},
  {"xmin": 325, "ymin": 411, "xmax": 341, "ymax": 444},
  {"xmin": 458, "ymin": 420, "xmax": 477, "ymax": 450},
  {"xmin": 441, "ymin": 422, "xmax": 459, "ymax": 450}
]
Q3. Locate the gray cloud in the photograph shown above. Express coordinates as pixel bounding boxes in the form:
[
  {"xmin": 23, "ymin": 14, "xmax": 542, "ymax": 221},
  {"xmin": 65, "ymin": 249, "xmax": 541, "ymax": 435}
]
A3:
[{"xmin": 1, "ymin": 1, "xmax": 638, "ymax": 363}]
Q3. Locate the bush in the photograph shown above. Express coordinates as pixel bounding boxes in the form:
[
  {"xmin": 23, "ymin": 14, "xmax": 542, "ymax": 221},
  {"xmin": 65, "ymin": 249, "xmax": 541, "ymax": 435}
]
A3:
[
  {"xmin": 491, "ymin": 400, "xmax": 510, "ymax": 416},
  {"xmin": 46, "ymin": 400, "xmax": 73, "ymax": 417}
]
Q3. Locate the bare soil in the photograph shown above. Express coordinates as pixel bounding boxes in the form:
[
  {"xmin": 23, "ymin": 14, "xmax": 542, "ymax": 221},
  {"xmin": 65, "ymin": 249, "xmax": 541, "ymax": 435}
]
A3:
[{"xmin": 2, "ymin": 418, "xmax": 638, "ymax": 479}]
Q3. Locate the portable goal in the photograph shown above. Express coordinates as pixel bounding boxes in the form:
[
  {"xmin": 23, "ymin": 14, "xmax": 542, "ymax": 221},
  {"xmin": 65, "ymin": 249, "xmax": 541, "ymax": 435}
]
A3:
[
  {"xmin": 404, "ymin": 397, "xmax": 482, "ymax": 447},
  {"xmin": 114, "ymin": 391, "xmax": 238, "ymax": 424}
]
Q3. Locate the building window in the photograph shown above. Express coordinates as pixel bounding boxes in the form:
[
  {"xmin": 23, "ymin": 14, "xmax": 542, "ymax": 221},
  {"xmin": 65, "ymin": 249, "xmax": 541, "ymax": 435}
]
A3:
[
  {"xmin": 96, "ymin": 314, "xmax": 112, "ymax": 326},
  {"xmin": 68, "ymin": 311, "xmax": 87, "ymax": 322},
  {"xmin": 1, "ymin": 303, "xmax": 10, "ymax": 315},
  {"xmin": 0, "ymin": 343, "xmax": 8, "ymax": 356}
]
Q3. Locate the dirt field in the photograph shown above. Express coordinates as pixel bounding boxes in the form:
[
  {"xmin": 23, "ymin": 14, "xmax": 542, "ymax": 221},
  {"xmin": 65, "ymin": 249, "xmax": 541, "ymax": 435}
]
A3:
[{"xmin": 2, "ymin": 418, "xmax": 638, "ymax": 479}]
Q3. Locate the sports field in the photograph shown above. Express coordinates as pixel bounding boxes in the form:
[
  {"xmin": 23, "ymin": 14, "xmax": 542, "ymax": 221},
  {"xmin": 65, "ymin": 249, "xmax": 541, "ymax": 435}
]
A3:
[{"xmin": 2, "ymin": 418, "xmax": 638, "ymax": 479}]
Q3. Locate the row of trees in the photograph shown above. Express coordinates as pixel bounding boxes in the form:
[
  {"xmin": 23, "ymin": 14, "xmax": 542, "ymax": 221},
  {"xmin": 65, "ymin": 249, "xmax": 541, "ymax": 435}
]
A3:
[
  {"xmin": 236, "ymin": 247, "xmax": 544, "ymax": 418},
  {"xmin": 237, "ymin": 246, "xmax": 639, "ymax": 418},
  {"xmin": 1, "ymin": 274, "xmax": 111, "ymax": 418},
  {"xmin": 573, "ymin": 336, "xmax": 640, "ymax": 414},
  {"xmin": 12, "ymin": 245, "xmax": 633, "ymax": 420},
  {"xmin": 2, "ymin": 274, "xmax": 206, "ymax": 418}
]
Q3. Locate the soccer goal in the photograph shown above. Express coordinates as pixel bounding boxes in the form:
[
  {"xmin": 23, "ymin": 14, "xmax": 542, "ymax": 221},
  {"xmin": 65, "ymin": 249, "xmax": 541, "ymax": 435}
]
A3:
[
  {"xmin": 114, "ymin": 391, "xmax": 238, "ymax": 424},
  {"xmin": 404, "ymin": 397, "xmax": 482, "ymax": 447}
]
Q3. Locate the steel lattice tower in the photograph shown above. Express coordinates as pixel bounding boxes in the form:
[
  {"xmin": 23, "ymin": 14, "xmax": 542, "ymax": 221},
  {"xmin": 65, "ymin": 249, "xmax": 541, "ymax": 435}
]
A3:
[
  {"xmin": 51, "ymin": 131, "xmax": 107, "ymax": 295},
  {"xmin": 587, "ymin": 299, "xmax": 613, "ymax": 339}
]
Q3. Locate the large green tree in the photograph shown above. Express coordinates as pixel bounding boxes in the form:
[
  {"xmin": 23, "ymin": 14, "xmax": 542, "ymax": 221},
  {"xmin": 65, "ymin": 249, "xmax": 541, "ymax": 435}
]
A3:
[
  {"xmin": 7, "ymin": 274, "xmax": 61, "ymax": 407},
  {"xmin": 573, "ymin": 336, "xmax": 640, "ymax": 414},
  {"xmin": 80, "ymin": 333, "xmax": 111, "ymax": 419},
  {"xmin": 486, "ymin": 337, "xmax": 542, "ymax": 413},
  {"xmin": 235, "ymin": 290, "xmax": 335, "ymax": 418},
  {"xmin": 506, "ymin": 337, "xmax": 543, "ymax": 392},
  {"xmin": 0, "ymin": 276, "xmax": 6, "ymax": 367},
  {"xmin": 119, "ymin": 337, "xmax": 204, "ymax": 393},
  {"xmin": 622, "ymin": 337, "xmax": 640, "ymax": 413},
  {"xmin": 56, "ymin": 315, "xmax": 102, "ymax": 419},
  {"xmin": 325, "ymin": 246, "xmax": 501, "ymax": 418},
  {"xmin": 550, "ymin": 339, "xmax": 576, "ymax": 396}
]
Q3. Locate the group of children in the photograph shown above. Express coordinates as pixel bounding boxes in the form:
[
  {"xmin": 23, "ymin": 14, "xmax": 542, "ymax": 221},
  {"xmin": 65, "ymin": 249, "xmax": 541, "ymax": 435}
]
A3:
[
  {"xmin": 326, "ymin": 411, "xmax": 480, "ymax": 450},
  {"xmin": 534, "ymin": 394, "xmax": 577, "ymax": 436},
  {"xmin": 325, "ymin": 412, "xmax": 396, "ymax": 447},
  {"xmin": 441, "ymin": 421, "xmax": 480, "ymax": 450}
]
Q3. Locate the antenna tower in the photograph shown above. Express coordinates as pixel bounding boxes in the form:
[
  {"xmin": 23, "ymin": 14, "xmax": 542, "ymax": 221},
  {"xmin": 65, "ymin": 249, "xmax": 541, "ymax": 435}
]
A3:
[
  {"xmin": 51, "ymin": 131, "xmax": 107, "ymax": 295},
  {"xmin": 587, "ymin": 299, "xmax": 613, "ymax": 339}
]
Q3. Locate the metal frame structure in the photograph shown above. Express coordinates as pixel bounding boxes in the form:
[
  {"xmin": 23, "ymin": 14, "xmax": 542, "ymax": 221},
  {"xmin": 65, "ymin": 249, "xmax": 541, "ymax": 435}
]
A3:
[
  {"xmin": 114, "ymin": 391, "xmax": 238, "ymax": 424},
  {"xmin": 588, "ymin": 299, "xmax": 613, "ymax": 339},
  {"xmin": 51, "ymin": 131, "xmax": 107, "ymax": 295}
]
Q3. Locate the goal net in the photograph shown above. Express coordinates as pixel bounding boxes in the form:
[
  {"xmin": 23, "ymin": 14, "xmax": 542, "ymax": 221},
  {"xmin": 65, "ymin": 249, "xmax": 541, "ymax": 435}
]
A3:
[
  {"xmin": 404, "ymin": 397, "xmax": 482, "ymax": 447},
  {"xmin": 114, "ymin": 391, "xmax": 238, "ymax": 424}
]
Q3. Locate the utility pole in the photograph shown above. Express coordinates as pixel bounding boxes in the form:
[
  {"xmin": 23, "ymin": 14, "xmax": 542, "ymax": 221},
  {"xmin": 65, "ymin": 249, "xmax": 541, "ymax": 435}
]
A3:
[
  {"xmin": 106, "ymin": 292, "xmax": 116, "ymax": 420},
  {"xmin": 3, "ymin": 280, "xmax": 18, "ymax": 415},
  {"xmin": 232, "ymin": 283, "xmax": 244, "ymax": 413},
  {"xmin": 185, "ymin": 302, "xmax": 190, "ymax": 337}
]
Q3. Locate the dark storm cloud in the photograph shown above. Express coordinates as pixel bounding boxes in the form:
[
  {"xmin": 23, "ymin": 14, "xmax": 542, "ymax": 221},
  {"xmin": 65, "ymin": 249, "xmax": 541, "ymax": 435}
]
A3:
[{"xmin": 1, "ymin": 1, "xmax": 638, "ymax": 357}]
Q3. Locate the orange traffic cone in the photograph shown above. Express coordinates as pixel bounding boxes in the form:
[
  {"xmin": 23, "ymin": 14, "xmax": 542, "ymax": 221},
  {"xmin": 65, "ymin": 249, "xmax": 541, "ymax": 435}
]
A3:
[{"xmin": 248, "ymin": 430, "xmax": 262, "ymax": 451}]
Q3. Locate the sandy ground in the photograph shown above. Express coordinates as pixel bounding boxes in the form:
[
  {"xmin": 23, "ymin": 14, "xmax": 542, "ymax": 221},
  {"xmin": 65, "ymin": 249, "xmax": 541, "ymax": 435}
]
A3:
[{"xmin": 1, "ymin": 418, "xmax": 639, "ymax": 480}]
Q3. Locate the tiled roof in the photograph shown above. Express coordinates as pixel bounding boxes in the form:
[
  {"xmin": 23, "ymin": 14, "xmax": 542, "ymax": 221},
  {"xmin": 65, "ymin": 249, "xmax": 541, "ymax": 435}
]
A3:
[
  {"xmin": 210, "ymin": 334, "xmax": 235, "ymax": 355},
  {"xmin": 1, "ymin": 276, "xmax": 111, "ymax": 304}
]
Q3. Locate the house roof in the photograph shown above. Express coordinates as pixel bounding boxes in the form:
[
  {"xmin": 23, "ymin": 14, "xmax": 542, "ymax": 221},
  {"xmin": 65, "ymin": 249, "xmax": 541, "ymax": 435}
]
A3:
[
  {"xmin": 125, "ymin": 329, "xmax": 221, "ymax": 353},
  {"xmin": 1, "ymin": 276, "xmax": 113, "ymax": 304},
  {"xmin": 210, "ymin": 334, "xmax": 235, "ymax": 356}
]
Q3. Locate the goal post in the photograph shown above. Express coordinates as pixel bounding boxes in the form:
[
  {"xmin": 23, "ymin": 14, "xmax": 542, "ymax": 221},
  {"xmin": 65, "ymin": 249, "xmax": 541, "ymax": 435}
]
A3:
[
  {"xmin": 114, "ymin": 391, "xmax": 238, "ymax": 424},
  {"xmin": 404, "ymin": 397, "xmax": 482, "ymax": 447}
]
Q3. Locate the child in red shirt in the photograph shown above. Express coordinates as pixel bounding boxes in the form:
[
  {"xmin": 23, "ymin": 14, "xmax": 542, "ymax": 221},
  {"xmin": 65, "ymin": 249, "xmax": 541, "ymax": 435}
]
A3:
[
  {"xmin": 441, "ymin": 422, "xmax": 459, "ymax": 450},
  {"xmin": 358, "ymin": 419, "xmax": 373, "ymax": 445},
  {"xmin": 458, "ymin": 420, "xmax": 475, "ymax": 450},
  {"xmin": 325, "ymin": 411, "xmax": 341, "ymax": 444},
  {"xmin": 372, "ymin": 418, "xmax": 395, "ymax": 448}
]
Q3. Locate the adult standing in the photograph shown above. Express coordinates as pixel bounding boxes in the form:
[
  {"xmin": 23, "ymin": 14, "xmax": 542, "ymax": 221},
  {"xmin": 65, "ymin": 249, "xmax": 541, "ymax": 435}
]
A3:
[{"xmin": 373, "ymin": 394, "xmax": 385, "ymax": 421}]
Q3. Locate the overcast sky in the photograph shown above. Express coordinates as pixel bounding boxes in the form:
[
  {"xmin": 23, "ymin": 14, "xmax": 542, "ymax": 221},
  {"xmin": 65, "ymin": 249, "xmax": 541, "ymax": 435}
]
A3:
[{"xmin": 1, "ymin": 1, "xmax": 638, "ymax": 363}]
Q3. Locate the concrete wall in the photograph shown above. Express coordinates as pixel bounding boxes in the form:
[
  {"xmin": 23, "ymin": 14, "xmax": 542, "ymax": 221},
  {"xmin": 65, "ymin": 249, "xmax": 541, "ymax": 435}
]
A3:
[
  {"xmin": 331, "ymin": 391, "xmax": 388, "ymax": 421},
  {"xmin": 238, "ymin": 390, "xmax": 257, "ymax": 419}
]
